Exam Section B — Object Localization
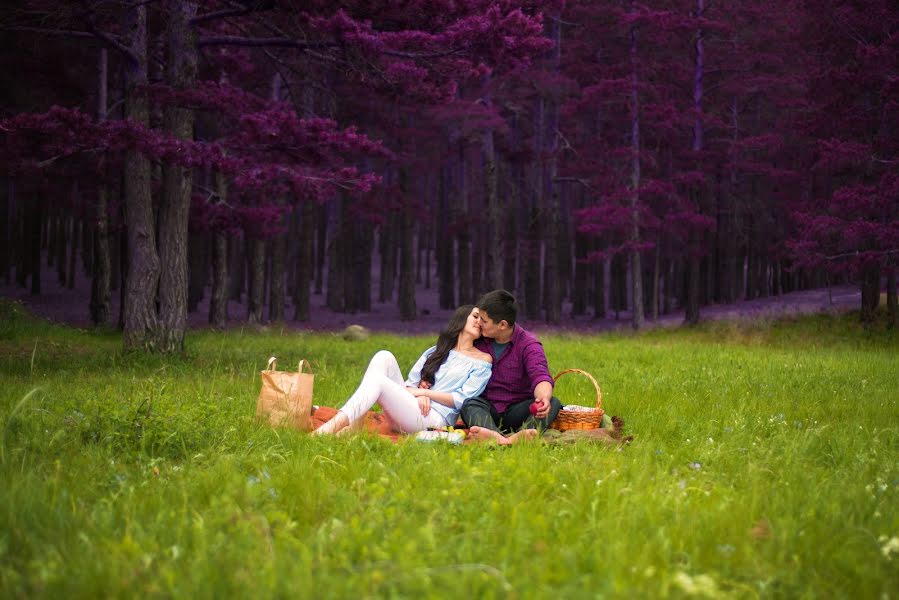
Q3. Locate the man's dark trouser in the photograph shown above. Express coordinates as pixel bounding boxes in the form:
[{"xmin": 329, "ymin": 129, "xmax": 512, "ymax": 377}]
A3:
[{"xmin": 460, "ymin": 396, "xmax": 563, "ymax": 434}]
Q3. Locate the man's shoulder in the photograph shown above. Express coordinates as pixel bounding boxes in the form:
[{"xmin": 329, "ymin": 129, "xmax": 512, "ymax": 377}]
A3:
[{"xmin": 512, "ymin": 324, "xmax": 542, "ymax": 346}]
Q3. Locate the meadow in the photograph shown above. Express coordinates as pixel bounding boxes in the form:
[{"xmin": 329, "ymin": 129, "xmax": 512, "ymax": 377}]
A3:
[{"xmin": 1, "ymin": 299, "xmax": 897, "ymax": 598}]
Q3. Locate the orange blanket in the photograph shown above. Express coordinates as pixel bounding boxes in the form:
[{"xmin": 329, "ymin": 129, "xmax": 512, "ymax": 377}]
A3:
[
  {"xmin": 311, "ymin": 406, "xmax": 467, "ymax": 442},
  {"xmin": 312, "ymin": 406, "xmax": 401, "ymax": 440}
]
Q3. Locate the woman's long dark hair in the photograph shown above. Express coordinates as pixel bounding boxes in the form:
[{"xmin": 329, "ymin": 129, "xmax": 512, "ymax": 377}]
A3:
[{"xmin": 420, "ymin": 304, "xmax": 475, "ymax": 385}]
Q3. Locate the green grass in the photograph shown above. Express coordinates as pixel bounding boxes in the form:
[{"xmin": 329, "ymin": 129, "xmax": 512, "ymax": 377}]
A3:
[{"xmin": 1, "ymin": 299, "xmax": 897, "ymax": 598}]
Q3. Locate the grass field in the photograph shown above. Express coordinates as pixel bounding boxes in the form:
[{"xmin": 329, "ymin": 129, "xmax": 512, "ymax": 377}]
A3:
[{"xmin": 1, "ymin": 299, "xmax": 897, "ymax": 598}]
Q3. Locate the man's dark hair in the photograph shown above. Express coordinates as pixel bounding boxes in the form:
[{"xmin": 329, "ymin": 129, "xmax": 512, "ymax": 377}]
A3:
[{"xmin": 476, "ymin": 289, "xmax": 517, "ymax": 327}]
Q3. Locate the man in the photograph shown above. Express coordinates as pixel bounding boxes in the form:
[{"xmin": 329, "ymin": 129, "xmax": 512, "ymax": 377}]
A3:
[{"xmin": 460, "ymin": 289, "xmax": 563, "ymax": 444}]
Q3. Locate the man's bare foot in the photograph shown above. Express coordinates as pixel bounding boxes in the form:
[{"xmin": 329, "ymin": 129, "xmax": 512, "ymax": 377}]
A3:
[
  {"xmin": 314, "ymin": 411, "xmax": 349, "ymax": 435},
  {"xmin": 507, "ymin": 428, "xmax": 539, "ymax": 444},
  {"xmin": 468, "ymin": 426, "xmax": 510, "ymax": 444}
]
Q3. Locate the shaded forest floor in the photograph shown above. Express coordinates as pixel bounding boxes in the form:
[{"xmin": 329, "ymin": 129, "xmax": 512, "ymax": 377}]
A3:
[{"xmin": 0, "ymin": 251, "xmax": 862, "ymax": 335}]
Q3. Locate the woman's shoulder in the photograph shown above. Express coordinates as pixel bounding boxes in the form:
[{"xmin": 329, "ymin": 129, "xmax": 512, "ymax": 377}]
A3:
[
  {"xmin": 463, "ymin": 349, "xmax": 492, "ymax": 365},
  {"xmin": 476, "ymin": 349, "xmax": 493, "ymax": 364}
]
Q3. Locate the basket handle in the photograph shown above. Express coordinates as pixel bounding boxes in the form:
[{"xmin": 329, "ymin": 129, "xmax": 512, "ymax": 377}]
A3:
[
  {"xmin": 298, "ymin": 359, "xmax": 314, "ymax": 374},
  {"xmin": 553, "ymin": 368, "xmax": 602, "ymax": 411},
  {"xmin": 267, "ymin": 356, "xmax": 277, "ymax": 371}
]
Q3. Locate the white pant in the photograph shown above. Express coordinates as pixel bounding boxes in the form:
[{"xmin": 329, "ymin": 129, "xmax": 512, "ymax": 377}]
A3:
[{"xmin": 338, "ymin": 350, "xmax": 448, "ymax": 433}]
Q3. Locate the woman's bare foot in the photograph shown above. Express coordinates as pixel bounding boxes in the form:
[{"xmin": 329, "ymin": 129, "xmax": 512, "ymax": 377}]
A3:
[
  {"xmin": 468, "ymin": 426, "xmax": 509, "ymax": 444},
  {"xmin": 468, "ymin": 426, "xmax": 538, "ymax": 445},
  {"xmin": 507, "ymin": 428, "xmax": 539, "ymax": 444},
  {"xmin": 314, "ymin": 411, "xmax": 349, "ymax": 435}
]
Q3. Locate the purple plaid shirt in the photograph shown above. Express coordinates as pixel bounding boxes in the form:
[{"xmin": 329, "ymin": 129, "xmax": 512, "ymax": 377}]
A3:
[{"xmin": 474, "ymin": 324, "xmax": 554, "ymax": 413}]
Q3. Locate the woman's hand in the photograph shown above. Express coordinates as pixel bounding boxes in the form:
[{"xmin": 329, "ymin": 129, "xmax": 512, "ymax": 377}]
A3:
[{"xmin": 417, "ymin": 395, "xmax": 431, "ymax": 416}]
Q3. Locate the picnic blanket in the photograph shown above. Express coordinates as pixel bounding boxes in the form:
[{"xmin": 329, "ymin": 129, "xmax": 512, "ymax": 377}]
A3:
[
  {"xmin": 311, "ymin": 406, "xmax": 629, "ymax": 445},
  {"xmin": 312, "ymin": 406, "xmax": 402, "ymax": 440}
]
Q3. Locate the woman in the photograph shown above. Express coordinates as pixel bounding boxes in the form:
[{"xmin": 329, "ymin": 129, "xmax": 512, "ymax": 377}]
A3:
[{"xmin": 315, "ymin": 305, "xmax": 492, "ymax": 435}]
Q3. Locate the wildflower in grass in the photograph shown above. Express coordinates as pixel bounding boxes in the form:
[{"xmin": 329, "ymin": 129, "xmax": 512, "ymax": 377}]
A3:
[
  {"xmin": 673, "ymin": 572, "xmax": 720, "ymax": 596},
  {"xmin": 880, "ymin": 536, "xmax": 899, "ymax": 559},
  {"xmin": 716, "ymin": 544, "xmax": 735, "ymax": 556},
  {"xmin": 690, "ymin": 462, "xmax": 702, "ymax": 470}
]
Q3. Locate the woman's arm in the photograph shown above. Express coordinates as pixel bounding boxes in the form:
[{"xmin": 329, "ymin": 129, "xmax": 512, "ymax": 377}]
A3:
[
  {"xmin": 404, "ymin": 346, "xmax": 435, "ymax": 387},
  {"xmin": 408, "ymin": 386, "xmax": 456, "ymax": 407}
]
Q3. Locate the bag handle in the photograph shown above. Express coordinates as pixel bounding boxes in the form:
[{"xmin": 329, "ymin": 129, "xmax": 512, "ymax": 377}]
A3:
[{"xmin": 267, "ymin": 357, "xmax": 314, "ymax": 373}]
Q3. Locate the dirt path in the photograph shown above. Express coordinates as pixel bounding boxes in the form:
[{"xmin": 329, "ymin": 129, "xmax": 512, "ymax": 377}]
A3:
[{"xmin": 1, "ymin": 254, "xmax": 860, "ymax": 335}]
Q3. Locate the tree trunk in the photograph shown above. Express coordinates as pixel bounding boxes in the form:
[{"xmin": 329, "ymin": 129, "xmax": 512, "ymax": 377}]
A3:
[
  {"xmin": 293, "ymin": 202, "xmax": 314, "ymax": 321},
  {"xmin": 122, "ymin": 2, "xmax": 160, "ymax": 350},
  {"xmin": 89, "ymin": 48, "xmax": 112, "ymax": 324},
  {"xmin": 456, "ymin": 142, "xmax": 472, "ymax": 305},
  {"xmin": 651, "ymin": 244, "xmax": 660, "ymax": 321},
  {"xmin": 628, "ymin": 12, "xmax": 645, "ymax": 330},
  {"xmin": 13, "ymin": 183, "xmax": 27, "ymax": 289},
  {"xmin": 268, "ymin": 230, "xmax": 286, "ymax": 322},
  {"xmin": 227, "ymin": 235, "xmax": 244, "ymax": 302},
  {"xmin": 378, "ymin": 208, "xmax": 397, "ymax": 303},
  {"xmin": 684, "ymin": 248, "xmax": 701, "ymax": 325},
  {"xmin": 246, "ymin": 238, "xmax": 266, "ymax": 324},
  {"xmin": 27, "ymin": 193, "xmax": 42, "ymax": 295},
  {"xmin": 436, "ymin": 165, "xmax": 455, "ymax": 309},
  {"xmin": 684, "ymin": 0, "xmax": 706, "ymax": 328},
  {"xmin": 314, "ymin": 203, "xmax": 326, "ymax": 295},
  {"xmin": 610, "ymin": 254, "xmax": 624, "ymax": 320},
  {"xmin": 482, "ymin": 77, "xmax": 503, "ymax": 293},
  {"xmin": 886, "ymin": 265, "xmax": 896, "ymax": 328},
  {"xmin": 187, "ymin": 231, "xmax": 207, "ymax": 312},
  {"xmin": 542, "ymin": 13, "xmax": 562, "ymax": 325},
  {"xmin": 326, "ymin": 201, "xmax": 345, "ymax": 312},
  {"xmin": 571, "ymin": 215, "xmax": 588, "ymax": 317},
  {"xmin": 471, "ymin": 224, "xmax": 484, "ymax": 299},
  {"xmin": 67, "ymin": 215, "xmax": 78, "ymax": 289},
  {"xmin": 353, "ymin": 217, "xmax": 373, "ymax": 312},
  {"xmin": 47, "ymin": 206, "xmax": 57, "ymax": 269},
  {"xmin": 398, "ymin": 172, "xmax": 417, "ymax": 321},
  {"xmin": 117, "ymin": 214, "xmax": 127, "ymax": 330},
  {"xmin": 544, "ymin": 201, "xmax": 561, "ymax": 325},
  {"xmin": 523, "ymin": 206, "xmax": 541, "ymax": 320},
  {"xmin": 209, "ymin": 192, "xmax": 228, "ymax": 329},
  {"xmin": 423, "ymin": 214, "xmax": 431, "ymax": 290},
  {"xmin": 593, "ymin": 241, "xmax": 606, "ymax": 319},
  {"xmin": 503, "ymin": 167, "xmax": 518, "ymax": 293},
  {"xmin": 859, "ymin": 263, "xmax": 881, "ymax": 322},
  {"xmin": 155, "ymin": 0, "xmax": 198, "ymax": 352},
  {"xmin": 0, "ymin": 178, "xmax": 9, "ymax": 284},
  {"xmin": 55, "ymin": 200, "xmax": 68, "ymax": 285}
]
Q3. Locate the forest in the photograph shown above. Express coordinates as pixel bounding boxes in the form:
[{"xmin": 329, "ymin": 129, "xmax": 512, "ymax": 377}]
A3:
[{"xmin": 1, "ymin": 0, "xmax": 897, "ymax": 352}]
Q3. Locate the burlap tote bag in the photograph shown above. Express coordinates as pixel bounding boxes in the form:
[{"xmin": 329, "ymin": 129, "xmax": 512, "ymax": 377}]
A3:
[{"xmin": 256, "ymin": 357, "xmax": 314, "ymax": 431}]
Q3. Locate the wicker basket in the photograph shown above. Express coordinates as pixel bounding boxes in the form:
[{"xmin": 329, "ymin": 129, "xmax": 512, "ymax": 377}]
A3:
[{"xmin": 550, "ymin": 368, "xmax": 604, "ymax": 431}]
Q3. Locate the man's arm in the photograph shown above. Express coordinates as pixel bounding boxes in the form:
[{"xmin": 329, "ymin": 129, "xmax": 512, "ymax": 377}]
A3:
[
  {"xmin": 522, "ymin": 341, "xmax": 555, "ymax": 418},
  {"xmin": 533, "ymin": 380, "xmax": 554, "ymax": 418}
]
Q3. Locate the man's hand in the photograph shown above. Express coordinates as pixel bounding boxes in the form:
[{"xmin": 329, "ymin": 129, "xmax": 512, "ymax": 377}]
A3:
[
  {"xmin": 533, "ymin": 397, "xmax": 551, "ymax": 419},
  {"xmin": 533, "ymin": 381, "xmax": 554, "ymax": 419},
  {"xmin": 418, "ymin": 395, "xmax": 431, "ymax": 416}
]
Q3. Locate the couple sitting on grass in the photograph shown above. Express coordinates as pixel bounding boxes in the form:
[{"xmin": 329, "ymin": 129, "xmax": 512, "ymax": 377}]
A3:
[{"xmin": 315, "ymin": 289, "xmax": 563, "ymax": 444}]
